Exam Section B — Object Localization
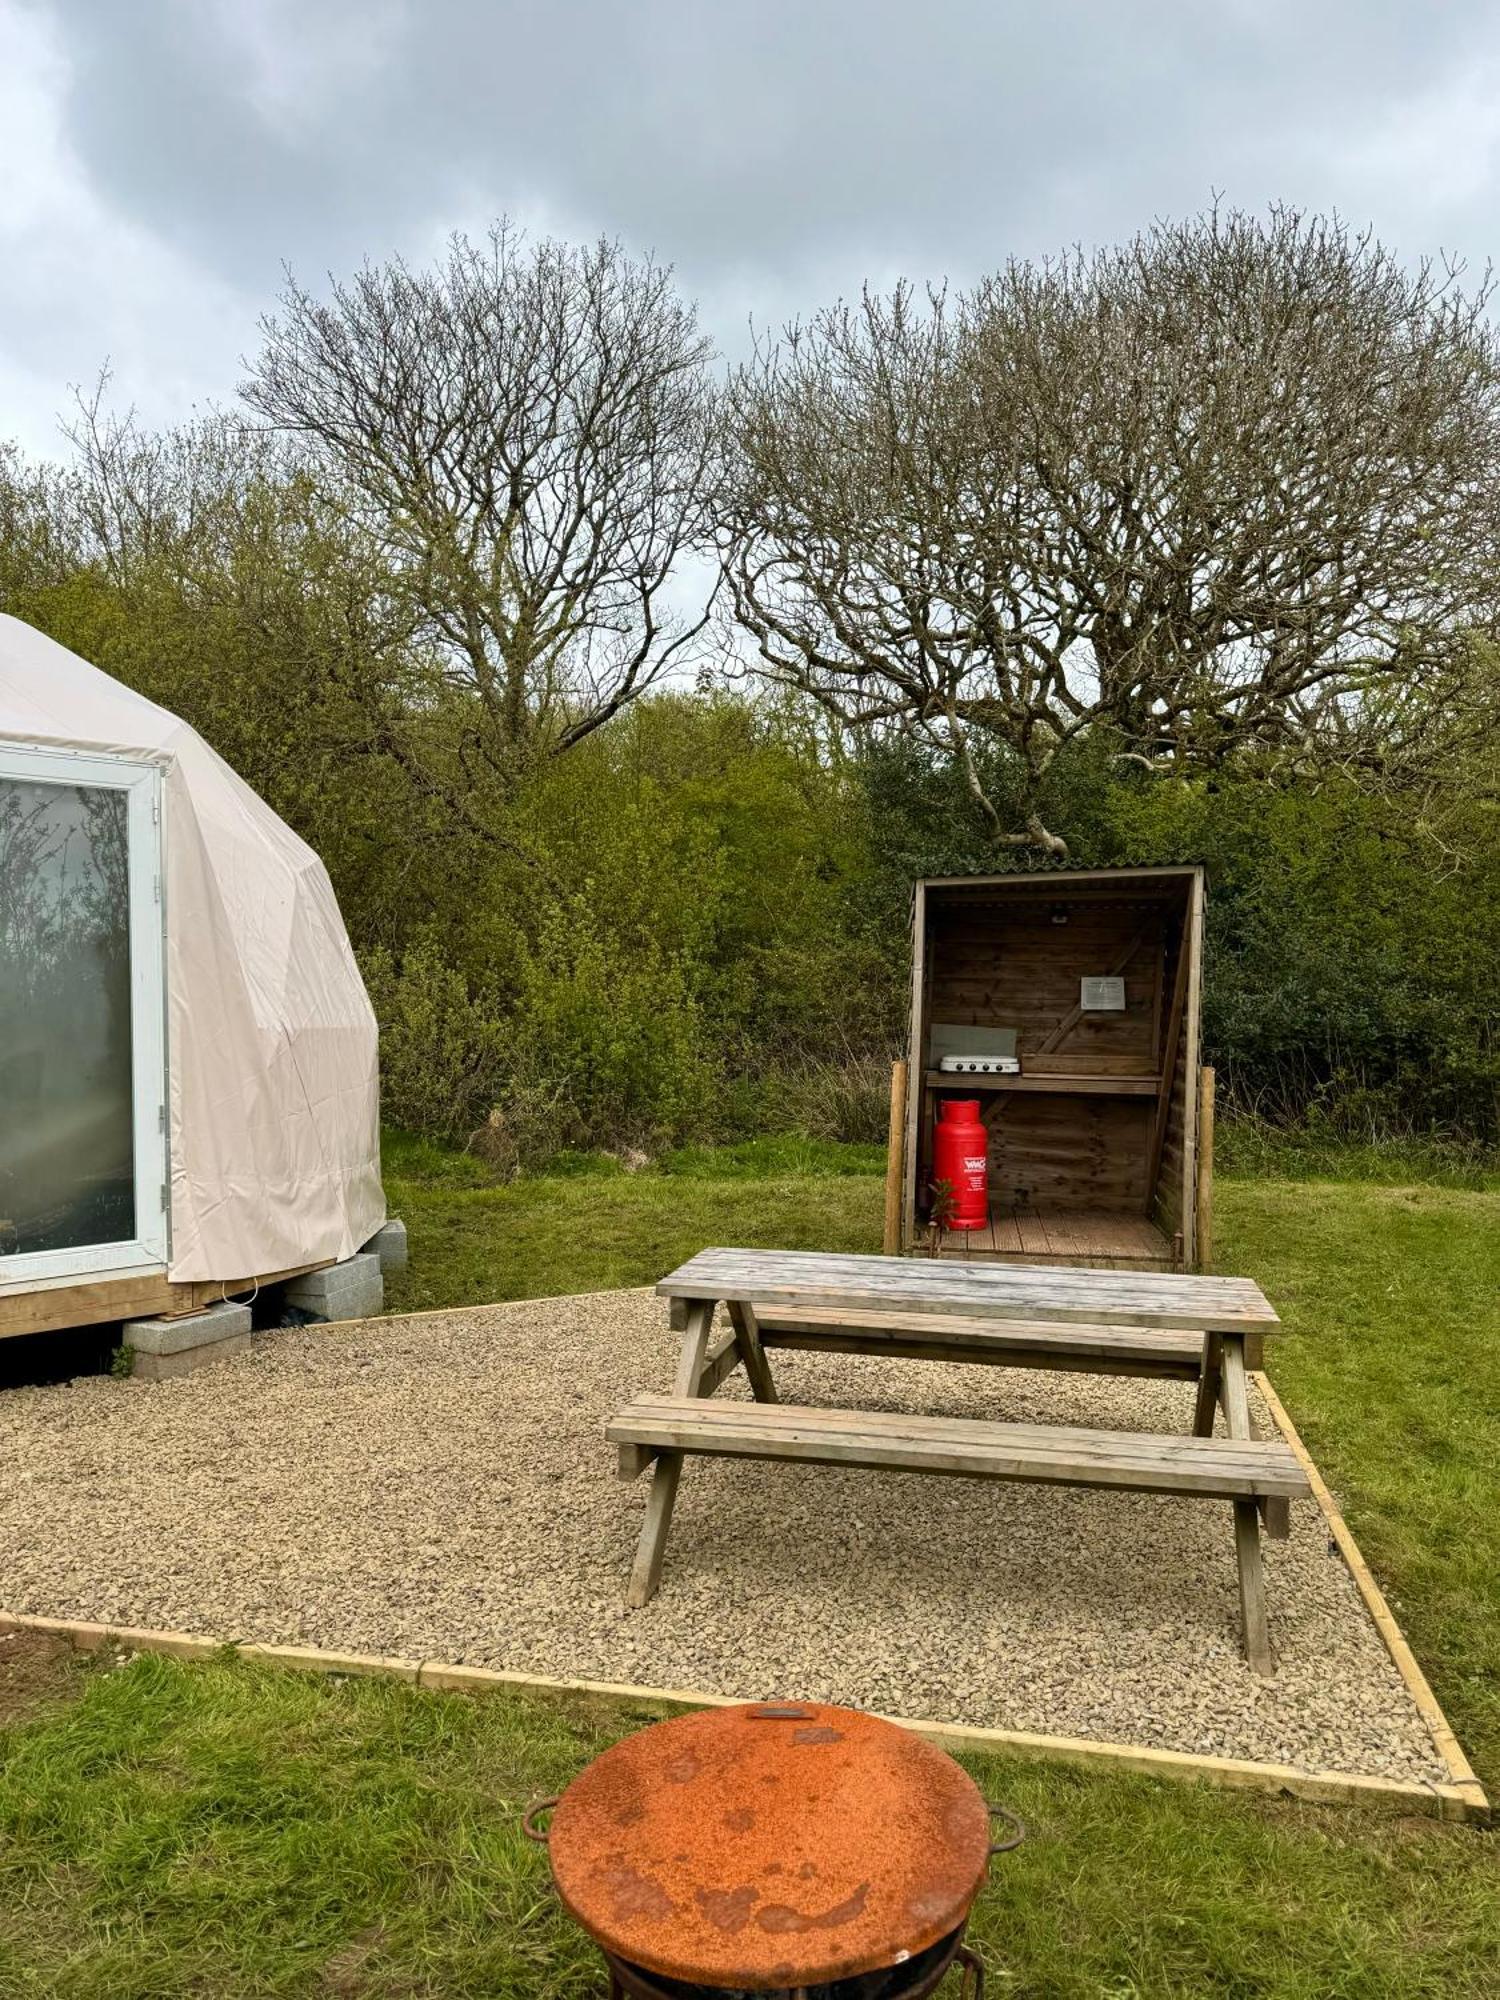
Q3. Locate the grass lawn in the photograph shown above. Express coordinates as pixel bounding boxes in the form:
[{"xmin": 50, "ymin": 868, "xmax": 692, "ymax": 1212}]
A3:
[
  {"xmin": 1, "ymin": 1137, "xmax": 1496, "ymax": 1997},
  {"xmin": 377, "ymin": 1131, "xmax": 889, "ymax": 1311}
]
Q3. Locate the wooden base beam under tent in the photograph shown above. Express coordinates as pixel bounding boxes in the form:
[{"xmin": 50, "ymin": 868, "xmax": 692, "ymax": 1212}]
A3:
[{"xmin": 0, "ymin": 1262, "xmax": 333, "ymax": 1342}]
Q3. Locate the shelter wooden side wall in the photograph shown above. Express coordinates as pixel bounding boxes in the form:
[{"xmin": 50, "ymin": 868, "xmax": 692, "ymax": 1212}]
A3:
[{"xmin": 1149, "ymin": 870, "xmax": 1205, "ymax": 1265}]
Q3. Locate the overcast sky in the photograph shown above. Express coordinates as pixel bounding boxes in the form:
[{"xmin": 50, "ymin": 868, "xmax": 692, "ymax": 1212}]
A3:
[{"xmin": 4, "ymin": 0, "xmax": 1500, "ymax": 458}]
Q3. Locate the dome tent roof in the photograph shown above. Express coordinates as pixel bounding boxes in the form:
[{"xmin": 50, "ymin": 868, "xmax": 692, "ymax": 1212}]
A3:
[{"xmin": 0, "ymin": 613, "xmax": 383, "ymax": 1283}]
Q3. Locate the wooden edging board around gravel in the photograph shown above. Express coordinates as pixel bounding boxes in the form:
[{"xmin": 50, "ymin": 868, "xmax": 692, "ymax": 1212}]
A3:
[
  {"xmin": 0, "ymin": 1316, "xmax": 1486, "ymax": 1823},
  {"xmin": 0, "ymin": 1603, "xmax": 1483, "ymax": 1822},
  {"xmin": 1252, "ymin": 1370, "xmax": 1487, "ymax": 1819}
]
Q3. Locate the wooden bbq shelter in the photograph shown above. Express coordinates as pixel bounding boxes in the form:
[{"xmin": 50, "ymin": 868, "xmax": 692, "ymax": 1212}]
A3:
[{"xmin": 887, "ymin": 866, "xmax": 1211, "ymax": 1272}]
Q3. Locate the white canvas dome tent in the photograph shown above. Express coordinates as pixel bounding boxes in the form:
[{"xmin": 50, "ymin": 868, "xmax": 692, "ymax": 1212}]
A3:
[{"xmin": 0, "ymin": 613, "xmax": 385, "ymax": 1340}]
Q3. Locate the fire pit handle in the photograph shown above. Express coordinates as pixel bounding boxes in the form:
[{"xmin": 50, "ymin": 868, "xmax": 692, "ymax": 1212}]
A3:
[
  {"xmin": 522, "ymin": 1795, "xmax": 560, "ymax": 1843},
  {"xmin": 986, "ymin": 1803, "xmax": 1026, "ymax": 1856},
  {"xmin": 955, "ymin": 1942, "xmax": 986, "ymax": 1995}
]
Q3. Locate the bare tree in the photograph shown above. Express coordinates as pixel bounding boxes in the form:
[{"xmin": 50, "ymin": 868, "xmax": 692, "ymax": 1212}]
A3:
[
  {"xmin": 721, "ymin": 208, "xmax": 1500, "ymax": 852},
  {"xmin": 243, "ymin": 225, "xmax": 719, "ymax": 820}
]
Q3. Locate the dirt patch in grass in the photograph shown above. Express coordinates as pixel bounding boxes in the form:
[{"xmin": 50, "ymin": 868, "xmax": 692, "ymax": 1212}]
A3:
[
  {"xmin": 0, "ymin": 1629, "xmax": 82, "ymax": 1725},
  {"xmin": 319, "ymin": 1922, "xmax": 388, "ymax": 1996}
]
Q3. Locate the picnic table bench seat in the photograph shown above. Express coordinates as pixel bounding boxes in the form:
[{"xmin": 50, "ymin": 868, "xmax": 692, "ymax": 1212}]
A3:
[{"xmin": 611, "ymin": 1395, "xmax": 1310, "ymax": 1501}]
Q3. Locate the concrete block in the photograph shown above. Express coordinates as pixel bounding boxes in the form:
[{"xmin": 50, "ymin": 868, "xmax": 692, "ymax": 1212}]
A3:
[
  {"xmin": 131, "ymin": 1338, "xmax": 252, "ymax": 1382},
  {"xmin": 363, "ymin": 1217, "xmax": 408, "ymax": 1273},
  {"xmin": 283, "ymin": 1252, "xmax": 383, "ymax": 1323},
  {"xmin": 122, "ymin": 1300, "xmax": 252, "ymax": 1381}
]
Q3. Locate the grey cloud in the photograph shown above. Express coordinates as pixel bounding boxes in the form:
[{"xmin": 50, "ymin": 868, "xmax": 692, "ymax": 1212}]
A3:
[{"xmin": 10, "ymin": 0, "xmax": 1500, "ymax": 446}]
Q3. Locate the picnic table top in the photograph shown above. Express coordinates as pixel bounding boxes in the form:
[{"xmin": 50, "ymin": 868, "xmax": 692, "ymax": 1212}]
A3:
[{"xmin": 656, "ymin": 1247, "xmax": 1279, "ymax": 1334}]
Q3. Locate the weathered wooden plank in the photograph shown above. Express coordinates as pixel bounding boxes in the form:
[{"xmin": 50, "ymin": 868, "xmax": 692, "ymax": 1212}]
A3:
[
  {"xmin": 902, "ymin": 883, "xmax": 927, "ymax": 1247},
  {"xmin": 0, "ymin": 1271, "xmax": 172, "ymax": 1339},
  {"xmin": 755, "ymin": 1303, "xmax": 1202, "ymax": 1353},
  {"xmin": 883, "ymin": 1059, "xmax": 908, "ymax": 1254},
  {"xmin": 922, "ymin": 1071, "xmax": 1160, "ymax": 1097},
  {"xmin": 1196, "ymin": 1065, "xmax": 1216, "ymax": 1273},
  {"xmin": 1037, "ymin": 1210, "xmax": 1080, "ymax": 1261},
  {"xmin": 616, "ymin": 1443, "xmax": 656, "ymax": 1481},
  {"xmin": 938, "ymin": 1247, "xmax": 1176, "ymax": 1274},
  {"xmin": 726, "ymin": 1299, "xmax": 779, "ymax": 1404},
  {"xmin": 607, "ymin": 1396, "xmax": 1311, "ymax": 1500},
  {"xmin": 759, "ymin": 1326, "xmax": 1203, "ymax": 1380},
  {"xmin": 0, "ymin": 1258, "xmax": 334, "ymax": 1341},
  {"xmin": 869, "ymin": 1231, "xmax": 1181, "ymax": 1275},
  {"xmin": 1038, "ymin": 1052, "xmax": 1160, "ymax": 1078},
  {"xmin": 985, "ymin": 1097, "xmax": 1156, "ymax": 1211},
  {"xmin": 922, "ymin": 866, "xmax": 1201, "ymax": 892},
  {"xmin": 655, "ymin": 1248, "xmax": 1279, "ymax": 1332},
  {"xmin": 989, "ymin": 1210, "xmax": 1026, "ymax": 1255},
  {"xmin": 1015, "ymin": 1209, "xmax": 1053, "ymax": 1257},
  {"xmin": 626, "ymin": 1451, "xmax": 683, "ymax": 1607},
  {"xmin": 697, "ymin": 1331, "xmax": 744, "ymax": 1398},
  {"xmin": 1220, "ymin": 1336, "xmax": 1253, "ymax": 1440},
  {"xmin": 672, "ymin": 1301, "xmax": 716, "ymax": 1397},
  {"xmin": 1193, "ymin": 1332, "xmax": 1223, "ymax": 1438},
  {"xmin": 626, "ymin": 1300, "xmax": 716, "ymax": 1607},
  {"xmin": 617, "ymin": 1394, "xmax": 1304, "ymax": 1466},
  {"xmin": 1147, "ymin": 918, "xmax": 1193, "ymax": 1201},
  {"xmin": 1180, "ymin": 869, "xmax": 1206, "ymax": 1269},
  {"xmin": 1234, "ymin": 1498, "xmax": 1272, "ymax": 1673},
  {"xmin": 1221, "ymin": 1337, "xmax": 1290, "ymax": 1540}
]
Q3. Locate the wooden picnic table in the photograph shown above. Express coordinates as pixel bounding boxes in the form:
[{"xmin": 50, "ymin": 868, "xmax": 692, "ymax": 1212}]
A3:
[{"xmin": 608, "ymin": 1249, "xmax": 1308, "ymax": 1672}]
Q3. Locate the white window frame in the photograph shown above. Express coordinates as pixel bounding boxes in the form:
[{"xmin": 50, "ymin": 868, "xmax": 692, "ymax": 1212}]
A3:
[{"xmin": 0, "ymin": 744, "xmax": 168, "ymax": 1284}]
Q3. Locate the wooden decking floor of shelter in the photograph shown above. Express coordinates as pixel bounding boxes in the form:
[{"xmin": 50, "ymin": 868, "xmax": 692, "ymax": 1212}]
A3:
[{"xmin": 932, "ymin": 1206, "xmax": 1172, "ymax": 1266}]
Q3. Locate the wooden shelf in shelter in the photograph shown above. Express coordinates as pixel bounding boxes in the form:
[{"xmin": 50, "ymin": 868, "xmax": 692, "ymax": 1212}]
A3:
[{"xmin": 924, "ymin": 1069, "xmax": 1161, "ymax": 1097}]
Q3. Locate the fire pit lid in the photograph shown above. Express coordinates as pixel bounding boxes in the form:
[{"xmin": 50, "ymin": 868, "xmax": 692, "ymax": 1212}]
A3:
[{"xmin": 544, "ymin": 1701, "xmax": 992, "ymax": 1991}]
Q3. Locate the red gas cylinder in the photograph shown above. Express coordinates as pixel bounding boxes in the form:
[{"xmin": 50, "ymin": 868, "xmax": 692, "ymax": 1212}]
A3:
[{"xmin": 931, "ymin": 1098, "xmax": 989, "ymax": 1230}]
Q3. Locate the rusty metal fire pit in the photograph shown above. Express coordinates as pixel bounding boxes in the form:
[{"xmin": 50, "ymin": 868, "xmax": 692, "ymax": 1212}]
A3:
[{"xmin": 525, "ymin": 1702, "xmax": 1023, "ymax": 1997}]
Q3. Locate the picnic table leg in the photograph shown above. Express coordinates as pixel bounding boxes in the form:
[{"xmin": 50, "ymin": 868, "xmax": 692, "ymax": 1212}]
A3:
[
  {"xmin": 728, "ymin": 1300, "xmax": 779, "ymax": 1403},
  {"xmin": 1233, "ymin": 1499, "xmax": 1273, "ymax": 1675},
  {"xmin": 1192, "ymin": 1331, "xmax": 1222, "ymax": 1436},
  {"xmin": 1219, "ymin": 1335, "xmax": 1291, "ymax": 1539},
  {"xmin": 627, "ymin": 1453, "xmax": 684, "ymax": 1607},
  {"xmin": 626, "ymin": 1299, "xmax": 716, "ymax": 1607},
  {"xmin": 1219, "ymin": 1334, "xmax": 1274, "ymax": 1672}
]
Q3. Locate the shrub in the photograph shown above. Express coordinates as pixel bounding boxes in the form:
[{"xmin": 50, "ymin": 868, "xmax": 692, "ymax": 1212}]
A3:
[
  {"xmin": 362, "ymin": 942, "xmax": 509, "ymax": 1139},
  {"xmin": 509, "ymin": 899, "xmax": 721, "ymax": 1151},
  {"xmin": 759, "ymin": 1051, "xmax": 898, "ymax": 1145}
]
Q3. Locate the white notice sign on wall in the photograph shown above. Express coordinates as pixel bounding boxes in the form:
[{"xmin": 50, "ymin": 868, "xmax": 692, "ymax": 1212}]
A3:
[{"xmin": 1080, "ymin": 976, "xmax": 1126, "ymax": 1012}]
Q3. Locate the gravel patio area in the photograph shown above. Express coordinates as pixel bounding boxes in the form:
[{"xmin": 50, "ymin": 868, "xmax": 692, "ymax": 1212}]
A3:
[{"xmin": 0, "ymin": 1289, "xmax": 1447, "ymax": 1784}]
